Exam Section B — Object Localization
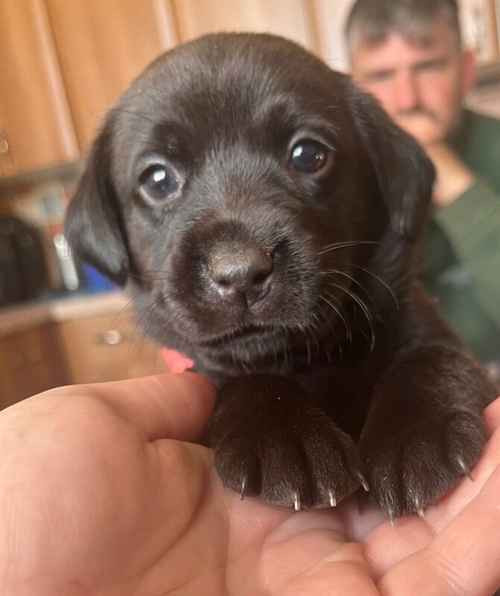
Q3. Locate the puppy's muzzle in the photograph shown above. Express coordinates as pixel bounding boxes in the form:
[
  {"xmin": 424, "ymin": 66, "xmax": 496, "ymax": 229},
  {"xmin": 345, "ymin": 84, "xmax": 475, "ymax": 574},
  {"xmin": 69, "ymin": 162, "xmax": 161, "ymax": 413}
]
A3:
[{"xmin": 207, "ymin": 241, "xmax": 273, "ymax": 308}]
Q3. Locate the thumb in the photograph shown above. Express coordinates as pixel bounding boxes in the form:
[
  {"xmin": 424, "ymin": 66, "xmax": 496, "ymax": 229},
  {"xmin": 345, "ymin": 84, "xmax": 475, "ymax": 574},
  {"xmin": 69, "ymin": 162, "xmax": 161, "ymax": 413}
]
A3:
[{"xmin": 90, "ymin": 372, "xmax": 216, "ymax": 442}]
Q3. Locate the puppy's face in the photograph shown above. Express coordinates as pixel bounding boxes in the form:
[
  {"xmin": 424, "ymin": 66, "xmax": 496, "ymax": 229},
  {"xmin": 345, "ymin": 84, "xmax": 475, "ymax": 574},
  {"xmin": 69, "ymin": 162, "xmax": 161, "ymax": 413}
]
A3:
[{"xmin": 66, "ymin": 33, "xmax": 434, "ymax": 373}]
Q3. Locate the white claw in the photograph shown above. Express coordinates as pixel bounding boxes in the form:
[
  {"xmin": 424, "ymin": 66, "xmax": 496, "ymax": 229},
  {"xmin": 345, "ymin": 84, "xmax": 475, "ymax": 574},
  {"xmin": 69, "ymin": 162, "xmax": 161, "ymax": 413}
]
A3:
[
  {"xmin": 358, "ymin": 473, "xmax": 370, "ymax": 493},
  {"xmin": 387, "ymin": 508, "xmax": 396, "ymax": 527},
  {"xmin": 293, "ymin": 491, "xmax": 301, "ymax": 512},
  {"xmin": 240, "ymin": 475, "xmax": 247, "ymax": 500},
  {"xmin": 328, "ymin": 489, "xmax": 337, "ymax": 508},
  {"xmin": 414, "ymin": 496, "xmax": 425, "ymax": 519},
  {"xmin": 456, "ymin": 456, "xmax": 474, "ymax": 481}
]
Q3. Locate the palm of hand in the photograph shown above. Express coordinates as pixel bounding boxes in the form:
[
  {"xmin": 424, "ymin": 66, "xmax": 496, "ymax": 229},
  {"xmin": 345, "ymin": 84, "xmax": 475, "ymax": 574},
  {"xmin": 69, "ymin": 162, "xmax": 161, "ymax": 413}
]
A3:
[
  {"xmin": 1, "ymin": 377, "xmax": 499, "ymax": 596},
  {"xmin": 209, "ymin": 431, "xmax": 500, "ymax": 596}
]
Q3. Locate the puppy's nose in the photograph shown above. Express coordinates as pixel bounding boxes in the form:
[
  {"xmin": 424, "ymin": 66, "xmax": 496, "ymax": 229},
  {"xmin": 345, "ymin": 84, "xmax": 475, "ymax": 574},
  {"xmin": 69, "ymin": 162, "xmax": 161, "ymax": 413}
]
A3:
[{"xmin": 208, "ymin": 243, "xmax": 273, "ymax": 306}]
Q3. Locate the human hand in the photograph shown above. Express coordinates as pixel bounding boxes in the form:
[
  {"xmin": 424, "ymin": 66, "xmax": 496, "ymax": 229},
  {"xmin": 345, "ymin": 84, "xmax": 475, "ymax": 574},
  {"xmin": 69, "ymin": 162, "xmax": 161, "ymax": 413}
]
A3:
[
  {"xmin": 1, "ymin": 376, "xmax": 499, "ymax": 596},
  {"xmin": 425, "ymin": 142, "xmax": 474, "ymax": 206}
]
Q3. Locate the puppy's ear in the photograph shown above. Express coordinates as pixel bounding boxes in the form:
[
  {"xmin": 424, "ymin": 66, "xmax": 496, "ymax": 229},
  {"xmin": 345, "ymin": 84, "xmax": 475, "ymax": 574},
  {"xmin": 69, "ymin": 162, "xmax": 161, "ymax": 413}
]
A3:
[
  {"xmin": 350, "ymin": 83, "xmax": 435, "ymax": 241},
  {"xmin": 65, "ymin": 118, "xmax": 129, "ymax": 285}
]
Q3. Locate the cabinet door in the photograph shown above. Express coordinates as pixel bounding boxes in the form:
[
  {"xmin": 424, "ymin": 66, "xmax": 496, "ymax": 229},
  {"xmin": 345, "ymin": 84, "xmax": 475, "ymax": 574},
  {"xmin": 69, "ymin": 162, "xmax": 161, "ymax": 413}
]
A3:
[
  {"xmin": 57, "ymin": 312, "xmax": 164, "ymax": 384},
  {"xmin": 171, "ymin": 0, "xmax": 318, "ymax": 52},
  {"xmin": 0, "ymin": 323, "xmax": 69, "ymax": 409},
  {"xmin": 0, "ymin": 0, "xmax": 79, "ymax": 176},
  {"xmin": 45, "ymin": 0, "xmax": 178, "ymax": 151}
]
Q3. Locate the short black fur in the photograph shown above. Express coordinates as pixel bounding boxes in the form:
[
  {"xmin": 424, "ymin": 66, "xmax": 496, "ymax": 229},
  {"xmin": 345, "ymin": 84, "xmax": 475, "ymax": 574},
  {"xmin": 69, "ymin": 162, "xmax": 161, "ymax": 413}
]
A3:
[{"xmin": 65, "ymin": 33, "xmax": 496, "ymax": 517}]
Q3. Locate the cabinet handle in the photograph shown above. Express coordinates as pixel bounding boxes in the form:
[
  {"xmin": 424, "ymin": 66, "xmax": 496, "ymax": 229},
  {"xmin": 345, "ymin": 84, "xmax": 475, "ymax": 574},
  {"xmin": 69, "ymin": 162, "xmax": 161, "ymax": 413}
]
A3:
[
  {"xmin": 0, "ymin": 133, "xmax": 9, "ymax": 155},
  {"xmin": 96, "ymin": 329, "xmax": 125, "ymax": 346}
]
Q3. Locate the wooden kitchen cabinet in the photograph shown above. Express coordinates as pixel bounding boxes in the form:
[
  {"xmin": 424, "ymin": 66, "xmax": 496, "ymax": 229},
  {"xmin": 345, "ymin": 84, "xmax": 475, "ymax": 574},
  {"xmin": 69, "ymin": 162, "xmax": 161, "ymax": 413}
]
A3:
[
  {"xmin": 0, "ymin": 301, "xmax": 165, "ymax": 410},
  {"xmin": 0, "ymin": 0, "xmax": 79, "ymax": 177},
  {"xmin": 0, "ymin": 0, "xmax": 345, "ymax": 178},
  {"xmin": 172, "ymin": 0, "xmax": 319, "ymax": 52},
  {"xmin": 56, "ymin": 311, "xmax": 164, "ymax": 385},
  {"xmin": 0, "ymin": 322, "xmax": 69, "ymax": 410},
  {"xmin": 45, "ymin": 0, "xmax": 178, "ymax": 151}
]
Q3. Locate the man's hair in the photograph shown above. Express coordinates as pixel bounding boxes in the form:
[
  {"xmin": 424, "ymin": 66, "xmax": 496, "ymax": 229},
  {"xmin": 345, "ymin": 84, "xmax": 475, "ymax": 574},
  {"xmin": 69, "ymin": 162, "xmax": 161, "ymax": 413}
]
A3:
[{"xmin": 344, "ymin": 0, "xmax": 462, "ymax": 55}]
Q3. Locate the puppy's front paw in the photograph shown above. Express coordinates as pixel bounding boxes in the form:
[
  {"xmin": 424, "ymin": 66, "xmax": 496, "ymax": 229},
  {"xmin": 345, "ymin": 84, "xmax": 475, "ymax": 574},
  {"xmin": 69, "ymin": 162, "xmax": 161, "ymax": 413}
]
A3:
[
  {"xmin": 208, "ymin": 376, "xmax": 365, "ymax": 510},
  {"xmin": 360, "ymin": 409, "xmax": 487, "ymax": 519}
]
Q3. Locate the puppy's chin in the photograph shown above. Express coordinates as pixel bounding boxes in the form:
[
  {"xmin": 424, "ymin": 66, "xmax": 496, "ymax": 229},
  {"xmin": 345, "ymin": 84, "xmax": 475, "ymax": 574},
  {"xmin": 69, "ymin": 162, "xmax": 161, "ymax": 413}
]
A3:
[
  {"xmin": 129, "ymin": 273, "xmax": 353, "ymax": 376},
  {"xmin": 131, "ymin": 280, "xmax": 312, "ymax": 350},
  {"xmin": 196, "ymin": 323, "xmax": 286, "ymax": 348}
]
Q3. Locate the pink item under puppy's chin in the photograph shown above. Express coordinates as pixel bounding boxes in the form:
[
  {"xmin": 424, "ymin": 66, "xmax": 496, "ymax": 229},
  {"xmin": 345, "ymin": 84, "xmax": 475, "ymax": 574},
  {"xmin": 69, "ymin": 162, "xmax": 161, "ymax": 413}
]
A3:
[{"xmin": 160, "ymin": 348, "xmax": 195, "ymax": 373}]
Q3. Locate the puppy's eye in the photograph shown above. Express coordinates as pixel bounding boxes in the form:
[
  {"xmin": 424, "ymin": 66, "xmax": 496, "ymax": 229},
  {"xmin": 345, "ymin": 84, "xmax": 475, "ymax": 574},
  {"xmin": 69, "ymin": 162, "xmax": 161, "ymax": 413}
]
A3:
[
  {"xmin": 138, "ymin": 163, "xmax": 180, "ymax": 203},
  {"xmin": 289, "ymin": 140, "xmax": 332, "ymax": 174}
]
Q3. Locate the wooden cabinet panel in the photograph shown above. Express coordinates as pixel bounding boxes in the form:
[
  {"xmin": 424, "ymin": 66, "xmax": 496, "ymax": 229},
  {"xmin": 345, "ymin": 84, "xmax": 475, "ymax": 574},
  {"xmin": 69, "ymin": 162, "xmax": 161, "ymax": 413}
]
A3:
[
  {"xmin": 0, "ymin": 0, "xmax": 79, "ymax": 176},
  {"xmin": 171, "ymin": 0, "xmax": 319, "ymax": 52},
  {"xmin": 0, "ymin": 323, "xmax": 69, "ymax": 409},
  {"xmin": 0, "ymin": 307, "xmax": 165, "ymax": 408},
  {"xmin": 45, "ymin": 0, "xmax": 178, "ymax": 151},
  {"xmin": 312, "ymin": 0, "xmax": 353, "ymax": 70},
  {"xmin": 57, "ymin": 312, "xmax": 164, "ymax": 384}
]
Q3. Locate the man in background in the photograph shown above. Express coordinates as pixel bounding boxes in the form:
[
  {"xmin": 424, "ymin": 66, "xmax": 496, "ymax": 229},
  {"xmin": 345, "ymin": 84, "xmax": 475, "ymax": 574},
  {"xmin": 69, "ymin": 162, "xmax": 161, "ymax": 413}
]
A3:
[{"xmin": 344, "ymin": 0, "xmax": 500, "ymax": 370}]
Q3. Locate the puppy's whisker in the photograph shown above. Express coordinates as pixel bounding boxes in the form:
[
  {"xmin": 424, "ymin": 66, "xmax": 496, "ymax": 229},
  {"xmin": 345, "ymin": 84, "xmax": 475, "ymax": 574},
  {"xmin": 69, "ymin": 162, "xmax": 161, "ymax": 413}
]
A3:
[
  {"xmin": 317, "ymin": 240, "xmax": 379, "ymax": 256},
  {"xmin": 140, "ymin": 301, "xmax": 164, "ymax": 336},
  {"xmin": 319, "ymin": 295, "xmax": 352, "ymax": 344},
  {"xmin": 300, "ymin": 314, "xmax": 322, "ymax": 361},
  {"xmin": 305, "ymin": 338, "xmax": 312, "ymax": 366},
  {"xmin": 322, "ymin": 269, "xmax": 372, "ymax": 303},
  {"xmin": 128, "ymin": 272, "xmax": 165, "ymax": 285},
  {"xmin": 142, "ymin": 268, "xmax": 170, "ymax": 277},
  {"xmin": 304, "ymin": 311, "xmax": 335, "ymax": 363},
  {"xmin": 351, "ymin": 264, "xmax": 400, "ymax": 311},
  {"xmin": 109, "ymin": 296, "xmax": 135, "ymax": 322},
  {"xmin": 309, "ymin": 313, "xmax": 323, "ymax": 353},
  {"xmin": 327, "ymin": 282, "xmax": 375, "ymax": 351},
  {"xmin": 323, "ymin": 291, "xmax": 353, "ymax": 346}
]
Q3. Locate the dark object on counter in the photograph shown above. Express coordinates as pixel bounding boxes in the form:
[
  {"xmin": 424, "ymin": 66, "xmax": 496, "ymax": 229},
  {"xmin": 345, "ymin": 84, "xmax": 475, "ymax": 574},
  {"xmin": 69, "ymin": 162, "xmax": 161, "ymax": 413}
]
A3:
[{"xmin": 0, "ymin": 216, "xmax": 48, "ymax": 306}]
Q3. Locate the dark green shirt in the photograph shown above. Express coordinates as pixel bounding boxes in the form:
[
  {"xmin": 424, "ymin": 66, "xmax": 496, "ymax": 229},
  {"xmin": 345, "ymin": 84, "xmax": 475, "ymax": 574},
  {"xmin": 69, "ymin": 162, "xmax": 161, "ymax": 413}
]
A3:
[{"xmin": 423, "ymin": 109, "xmax": 500, "ymax": 362}]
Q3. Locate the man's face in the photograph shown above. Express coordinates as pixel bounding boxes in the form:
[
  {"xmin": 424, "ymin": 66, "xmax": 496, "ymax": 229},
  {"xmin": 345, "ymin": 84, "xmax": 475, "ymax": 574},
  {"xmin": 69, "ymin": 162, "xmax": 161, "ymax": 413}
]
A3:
[{"xmin": 350, "ymin": 20, "xmax": 475, "ymax": 145}]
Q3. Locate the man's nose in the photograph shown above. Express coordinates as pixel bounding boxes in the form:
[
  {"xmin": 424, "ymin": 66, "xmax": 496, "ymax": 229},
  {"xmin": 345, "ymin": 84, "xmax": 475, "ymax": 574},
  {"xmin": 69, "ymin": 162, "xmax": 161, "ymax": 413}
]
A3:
[{"xmin": 394, "ymin": 70, "xmax": 419, "ymax": 112}]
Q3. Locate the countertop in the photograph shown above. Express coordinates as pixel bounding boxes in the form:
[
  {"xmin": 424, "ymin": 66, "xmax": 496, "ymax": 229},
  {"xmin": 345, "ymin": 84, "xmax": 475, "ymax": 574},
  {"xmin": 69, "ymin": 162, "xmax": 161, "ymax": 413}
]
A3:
[{"xmin": 0, "ymin": 291, "xmax": 132, "ymax": 338}]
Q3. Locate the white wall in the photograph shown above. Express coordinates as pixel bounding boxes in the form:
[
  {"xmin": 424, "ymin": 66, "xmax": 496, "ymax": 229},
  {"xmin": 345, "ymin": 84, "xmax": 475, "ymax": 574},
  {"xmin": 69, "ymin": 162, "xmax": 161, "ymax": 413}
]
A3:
[
  {"xmin": 315, "ymin": 0, "xmax": 499, "ymax": 69},
  {"xmin": 316, "ymin": 0, "xmax": 500, "ymax": 116}
]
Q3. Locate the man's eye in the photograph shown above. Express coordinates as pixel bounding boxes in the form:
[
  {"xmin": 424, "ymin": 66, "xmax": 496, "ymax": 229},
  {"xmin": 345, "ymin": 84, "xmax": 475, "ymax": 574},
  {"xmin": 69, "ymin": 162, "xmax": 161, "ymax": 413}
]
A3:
[
  {"xmin": 289, "ymin": 140, "xmax": 332, "ymax": 174},
  {"xmin": 138, "ymin": 163, "xmax": 180, "ymax": 203},
  {"xmin": 363, "ymin": 70, "xmax": 393, "ymax": 84},
  {"xmin": 414, "ymin": 58, "xmax": 449, "ymax": 74}
]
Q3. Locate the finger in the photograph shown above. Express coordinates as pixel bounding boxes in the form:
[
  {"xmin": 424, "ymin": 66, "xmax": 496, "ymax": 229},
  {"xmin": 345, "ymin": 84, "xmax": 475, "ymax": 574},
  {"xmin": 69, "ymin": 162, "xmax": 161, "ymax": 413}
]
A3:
[
  {"xmin": 364, "ymin": 516, "xmax": 434, "ymax": 580},
  {"xmin": 84, "ymin": 373, "xmax": 216, "ymax": 442},
  {"xmin": 278, "ymin": 547, "xmax": 381, "ymax": 596},
  {"xmin": 423, "ymin": 396, "xmax": 500, "ymax": 533},
  {"xmin": 380, "ymin": 465, "xmax": 500, "ymax": 595},
  {"xmin": 367, "ymin": 398, "xmax": 500, "ymax": 582},
  {"xmin": 259, "ymin": 512, "xmax": 380, "ymax": 596},
  {"xmin": 484, "ymin": 395, "xmax": 500, "ymax": 434}
]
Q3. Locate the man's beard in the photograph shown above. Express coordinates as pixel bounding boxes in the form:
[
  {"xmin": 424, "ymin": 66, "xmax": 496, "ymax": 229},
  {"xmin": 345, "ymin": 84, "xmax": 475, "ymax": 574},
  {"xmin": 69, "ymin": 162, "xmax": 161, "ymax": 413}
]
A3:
[
  {"xmin": 395, "ymin": 105, "xmax": 463, "ymax": 145},
  {"xmin": 394, "ymin": 107, "xmax": 444, "ymax": 144}
]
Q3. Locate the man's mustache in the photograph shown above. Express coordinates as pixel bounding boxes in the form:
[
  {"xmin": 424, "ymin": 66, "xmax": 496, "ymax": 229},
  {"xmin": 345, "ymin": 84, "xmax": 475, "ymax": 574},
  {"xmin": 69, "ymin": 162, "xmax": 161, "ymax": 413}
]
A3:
[{"xmin": 396, "ymin": 107, "xmax": 439, "ymax": 122}]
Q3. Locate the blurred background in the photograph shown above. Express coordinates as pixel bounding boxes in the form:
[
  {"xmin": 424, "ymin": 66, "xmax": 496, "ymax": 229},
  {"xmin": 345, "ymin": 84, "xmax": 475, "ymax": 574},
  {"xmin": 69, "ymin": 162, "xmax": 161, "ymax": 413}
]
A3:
[{"xmin": 1, "ymin": 0, "xmax": 500, "ymax": 408}]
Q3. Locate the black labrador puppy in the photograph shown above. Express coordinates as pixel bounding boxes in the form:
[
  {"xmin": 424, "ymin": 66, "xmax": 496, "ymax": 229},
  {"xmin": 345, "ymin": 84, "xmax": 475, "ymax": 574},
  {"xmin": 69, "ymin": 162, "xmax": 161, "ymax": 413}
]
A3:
[{"xmin": 65, "ymin": 33, "xmax": 496, "ymax": 518}]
